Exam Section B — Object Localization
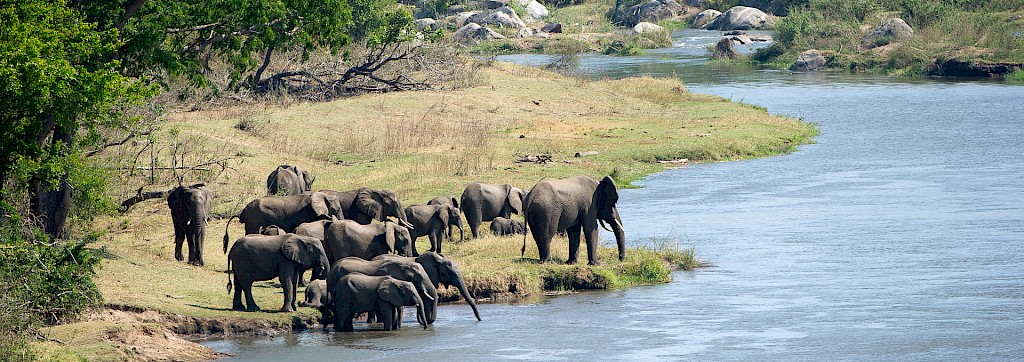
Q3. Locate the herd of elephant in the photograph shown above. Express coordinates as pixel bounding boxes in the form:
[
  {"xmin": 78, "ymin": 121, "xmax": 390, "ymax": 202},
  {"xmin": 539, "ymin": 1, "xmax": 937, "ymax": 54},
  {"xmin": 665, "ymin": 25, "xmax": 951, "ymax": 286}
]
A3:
[{"xmin": 165, "ymin": 164, "xmax": 626, "ymax": 332}]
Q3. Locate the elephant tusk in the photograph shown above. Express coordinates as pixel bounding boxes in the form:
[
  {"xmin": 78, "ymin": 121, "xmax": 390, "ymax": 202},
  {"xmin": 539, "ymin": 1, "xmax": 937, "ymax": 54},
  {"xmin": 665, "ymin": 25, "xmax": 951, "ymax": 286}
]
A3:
[
  {"xmin": 599, "ymin": 219, "xmax": 613, "ymax": 232},
  {"xmin": 614, "ymin": 218, "xmax": 624, "ymax": 230}
]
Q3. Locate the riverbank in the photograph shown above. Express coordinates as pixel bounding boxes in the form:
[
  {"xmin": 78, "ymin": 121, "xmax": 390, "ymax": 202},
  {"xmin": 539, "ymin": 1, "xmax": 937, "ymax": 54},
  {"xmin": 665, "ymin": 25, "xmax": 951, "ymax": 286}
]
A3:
[{"xmin": 32, "ymin": 61, "xmax": 816, "ymax": 360}]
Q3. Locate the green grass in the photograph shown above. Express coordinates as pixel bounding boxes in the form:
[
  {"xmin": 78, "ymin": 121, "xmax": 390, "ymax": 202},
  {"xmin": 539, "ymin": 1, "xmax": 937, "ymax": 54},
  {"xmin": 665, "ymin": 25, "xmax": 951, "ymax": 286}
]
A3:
[{"xmin": 1007, "ymin": 69, "xmax": 1024, "ymax": 83}]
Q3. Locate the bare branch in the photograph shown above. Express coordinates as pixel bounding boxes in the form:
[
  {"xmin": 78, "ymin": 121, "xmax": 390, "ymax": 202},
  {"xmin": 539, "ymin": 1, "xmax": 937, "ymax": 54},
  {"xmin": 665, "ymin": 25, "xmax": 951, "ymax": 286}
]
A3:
[{"xmin": 84, "ymin": 129, "xmax": 152, "ymax": 157}]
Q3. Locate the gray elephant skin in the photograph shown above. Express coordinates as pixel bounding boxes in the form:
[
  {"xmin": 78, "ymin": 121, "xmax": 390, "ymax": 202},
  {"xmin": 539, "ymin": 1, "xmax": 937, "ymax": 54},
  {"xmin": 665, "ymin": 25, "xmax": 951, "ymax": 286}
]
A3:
[
  {"xmin": 222, "ymin": 191, "xmax": 344, "ymax": 252},
  {"xmin": 321, "ymin": 188, "xmax": 412, "ymax": 228},
  {"xmin": 460, "ymin": 183, "xmax": 526, "ymax": 238},
  {"xmin": 375, "ymin": 252, "xmax": 481, "ymax": 321},
  {"xmin": 331, "ymin": 273, "xmax": 429, "ymax": 332},
  {"xmin": 266, "ymin": 164, "xmax": 313, "ymax": 196},
  {"xmin": 225, "ymin": 234, "xmax": 329, "ymax": 312},
  {"xmin": 167, "ymin": 183, "xmax": 215, "ymax": 266},
  {"xmin": 489, "ymin": 216, "xmax": 525, "ymax": 236},
  {"xmin": 300, "ymin": 279, "xmax": 328, "ymax": 308},
  {"xmin": 323, "ymin": 219, "xmax": 413, "ymax": 263},
  {"xmin": 426, "ymin": 196, "xmax": 463, "ymax": 240},
  {"xmin": 523, "ymin": 176, "xmax": 626, "ymax": 265},
  {"xmin": 326, "ymin": 257, "xmax": 438, "ymax": 327},
  {"xmin": 406, "ymin": 203, "xmax": 463, "ymax": 255}
]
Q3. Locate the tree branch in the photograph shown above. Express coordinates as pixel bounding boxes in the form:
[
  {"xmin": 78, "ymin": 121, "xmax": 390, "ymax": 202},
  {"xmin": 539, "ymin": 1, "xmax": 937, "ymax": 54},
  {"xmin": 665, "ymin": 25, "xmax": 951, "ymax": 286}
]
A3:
[
  {"xmin": 84, "ymin": 129, "xmax": 152, "ymax": 157},
  {"xmin": 115, "ymin": 0, "xmax": 148, "ymax": 32},
  {"xmin": 118, "ymin": 187, "xmax": 172, "ymax": 212}
]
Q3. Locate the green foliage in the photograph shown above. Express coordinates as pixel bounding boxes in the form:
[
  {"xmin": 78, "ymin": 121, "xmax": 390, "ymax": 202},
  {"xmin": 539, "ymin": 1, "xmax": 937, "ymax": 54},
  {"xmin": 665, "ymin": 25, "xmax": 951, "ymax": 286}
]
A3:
[{"xmin": 1007, "ymin": 69, "xmax": 1024, "ymax": 83}]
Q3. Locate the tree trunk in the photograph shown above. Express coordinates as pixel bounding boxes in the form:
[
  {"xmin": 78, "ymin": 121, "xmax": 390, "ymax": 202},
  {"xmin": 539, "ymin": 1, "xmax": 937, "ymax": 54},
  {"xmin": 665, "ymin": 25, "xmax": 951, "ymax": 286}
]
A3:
[{"xmin": 30, "ymin": 124, "xmax": 75, "ymax": 239}]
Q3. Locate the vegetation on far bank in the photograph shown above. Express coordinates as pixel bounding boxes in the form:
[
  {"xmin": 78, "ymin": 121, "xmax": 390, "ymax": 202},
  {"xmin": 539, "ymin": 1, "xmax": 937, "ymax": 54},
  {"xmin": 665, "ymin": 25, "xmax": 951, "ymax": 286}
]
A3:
[{"xmin": 747, "ymin": 0, "xmax": 1024, "ymax": 76}]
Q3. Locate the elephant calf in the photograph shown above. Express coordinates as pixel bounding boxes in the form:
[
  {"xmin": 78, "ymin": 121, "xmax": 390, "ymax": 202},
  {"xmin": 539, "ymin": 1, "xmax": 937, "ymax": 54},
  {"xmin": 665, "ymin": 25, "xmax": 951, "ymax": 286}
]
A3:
[
  {"xmin": 331, "ymin": 273, "xmax": 429, "ymax": 332},
  {"xmin": 405, "ymin": 204, "xmax": 463, "ymax": 256},
  {"xmin": 226, "ymin": 234, "xmax": 329, "ymax": 312},
  {"xmin": 489, "ymin": 217, "xmax": 525, "ymax": 236},
  {"xmin": 375, "ymin": 252, "xmax": 481, "ymax": 321}
]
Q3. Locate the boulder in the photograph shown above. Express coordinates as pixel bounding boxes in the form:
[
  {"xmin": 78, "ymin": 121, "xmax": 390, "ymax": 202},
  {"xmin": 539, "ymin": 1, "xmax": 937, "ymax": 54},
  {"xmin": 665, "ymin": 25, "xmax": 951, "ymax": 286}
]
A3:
[
  {"xmin": 692, "ymin": 9, "xmax": 721, "ymax": 29},
  {"xmin": 703, "ymin": 6, "xmax": 773, "ymax": 31},
  {"xmin": 467, "ymin": 6, "xmax": 527, "ymax": 28},
  {"xmin": 451, "ymin": 23, "xmax": 507, "ymax": 44},
  {"xmin": 711, "ymin": 37, "xmax": 741, "ymax": 59},
  {"xmin": 789, "ymin": 49, "xmax": 831, "ymax": 71},
  {"xmin": 633, "ymin": 22, "xmax": 665, "ymax": 34},
  {"xmin": 541, "ymin": 22, "xmax": 563, "ymax": 33},
  {"xmin": 455, "ymin": 11, "xmax": 479, "ymax": 27},
  {"xmin": 446, "ymin": 4, "xmax": 468, "ymax": 15},
  {"xmin": 517, "ymin": 27, "xmax": 549, "ymax": 38},
  {"xmin": 614, "ymin": 0, "xmax": 684, "ymax": 27},
  {"xmin": 860, "ymin": 18, "xmax": 913, "ymax": 49},
  {"xmin": 484, "ymin": 0, "xmax": 509, "ymax": 9},
  {"xmin": 415, "ymin": 18, "xmax": 440, "ymax": 32},
  {"xmin": 517, "ymin": 0, "xmax": 550, "ymax": 22}
]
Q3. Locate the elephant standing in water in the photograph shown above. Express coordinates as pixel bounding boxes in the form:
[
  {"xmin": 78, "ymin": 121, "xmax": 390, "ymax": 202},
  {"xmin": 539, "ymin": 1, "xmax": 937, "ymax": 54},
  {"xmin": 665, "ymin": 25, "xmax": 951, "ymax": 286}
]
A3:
[
  {"xmin": 405, "ymin": 203, "xmax": 463, "ymax": 255},
  {"xmin": 331, "ymin": 273, "xmax": 429, "ymax": 332},
  {"xmin": 321, "ymin": 188, "xmax": 413, "ymax": 228},
  {"xmin": 326, "ymin": 257, "xmax": 438, "ymax": 327},
  {"xmin": 375, "ymin": 252, "xmax": 481, "ymax": 321},
  {"xmin": 460, "ymin": 183, "xmax": 526, "ymax": 238},
  {"xmin": 167, "ymin": 183, "xmax": 216, "ymax": 266},
  {"xmin": 489, "ymin": 216, "xmax": 525, "ymax": 236},
  {"xmin": 225, "ymin": 234, "xmax": 329, "ymax": 312},
  {"xmin": 523, "ymin": 176, "xmax": 626, "ymax": 265},
  {"xmin": 267, "ymin": 165, "xmax": 313, "ymax": 196},
  {"xmin": 426, "ymin": 196, "xmax": 463, "ymax": 240}
]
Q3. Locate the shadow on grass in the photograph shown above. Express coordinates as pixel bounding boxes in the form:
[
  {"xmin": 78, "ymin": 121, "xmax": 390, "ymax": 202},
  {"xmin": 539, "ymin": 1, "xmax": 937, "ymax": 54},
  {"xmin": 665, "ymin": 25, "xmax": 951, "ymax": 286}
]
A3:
[{"xmin": 187, "ymin": 303, "xmax": 292, "ymax": 314}]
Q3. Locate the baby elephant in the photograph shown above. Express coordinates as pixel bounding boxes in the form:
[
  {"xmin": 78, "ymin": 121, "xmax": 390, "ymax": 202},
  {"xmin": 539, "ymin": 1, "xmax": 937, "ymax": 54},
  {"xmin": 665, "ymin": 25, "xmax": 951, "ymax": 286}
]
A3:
[
  {"xmin": 489, "ymin": 217, "xmax": 525, "ymax": 236},
  {"xmin": 331, "ymin": 273, "xmax": 429, "ymax": 332}
]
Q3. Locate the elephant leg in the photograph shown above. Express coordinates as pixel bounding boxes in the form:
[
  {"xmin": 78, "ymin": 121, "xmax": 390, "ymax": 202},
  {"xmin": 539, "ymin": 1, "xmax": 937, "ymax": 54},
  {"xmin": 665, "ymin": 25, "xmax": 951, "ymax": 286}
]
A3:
[
  {"xmin": 467, "ymin": 213, "xmax": 481, "ymax": 239},
  {"xmin": 193, "ymin": 226, "xmax": 205, "ymax": 266},
  {"xmin": 566, "ymin": 224, "xmax": 583, "ymax": 265},
  {"xmin": 428, "ymin": 232, "xmax": 438, "ymax": 254},
  {"xmin": 174, "ymin": 228, "xmax": 186, "ymax": 262},
  {"xmin": 410, "ymin": 236, "xmax": 420, "ymax": 257},
  {"xmin": 394, "ymin": 306, "xmax": 404, "ymax": 330},
  {"xmin": 232, "ymin": 277, "xmax": 246, "ymax": 311},
  {"xmin": 532, "ymin": 226, "xmax": 553, "ymax": 263},
  {"xmin": 380, "ymin": 304, "xmax": 396, "ymax": 330},
  {"xmin": 279, "ymin": 267, "xmax": 297, "ymax": 312},
  {"xmin": 243, "ymin": 283, "xmax": 260, "ymax": 312},
  {"xmin": 585, "ymin": 225, "xmax": 600, "ymax": 266},
  {"xmin": 298, "ymin": 269, "xmax": 308, "ymax": 287},
  {"xmin": 186, "ymin": 224, "xmax": 199, "ymax": 265}
]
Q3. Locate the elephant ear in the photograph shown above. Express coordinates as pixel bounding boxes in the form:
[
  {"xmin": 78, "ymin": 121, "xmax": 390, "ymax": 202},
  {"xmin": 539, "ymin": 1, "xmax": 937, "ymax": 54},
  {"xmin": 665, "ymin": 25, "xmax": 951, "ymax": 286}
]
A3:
[
  {"xmin": 377, "ymin": 277, "xmax": 408, "ymax": 306},
  {"xmin": 597, "ymin": 176, "xmax": 620, "ymax": 218},
  {"xmin": 449, "ymin": 197, "xmax": 459, "ymax": 209},
  {"xmin": 383, "ymin": 222, "xmax": 397, "ymax": 253},
  {"xmin": 301, "ymin": 169, "xmax": 314, "ymax": 191},
  {"xmin": 310, "ymin": 192, "xmax": 331, "ymax": 218},
  {"xmin": 292, "ymin": 166, "xmax": 311, "ymax": 192},
  {"xmin": 507, "ymin": 186, "xmax": 524, "ymax": 215},
  {"xmin": 357, "ymin": 189, "xmax": 383, "ymax": 221},
  {"xmin": 281, "ymin": 236, "xmax": 314, "ymax": 267},
  {"xmin": 435, "ymin": 206, "xmax": 450, "ymax": 227}
]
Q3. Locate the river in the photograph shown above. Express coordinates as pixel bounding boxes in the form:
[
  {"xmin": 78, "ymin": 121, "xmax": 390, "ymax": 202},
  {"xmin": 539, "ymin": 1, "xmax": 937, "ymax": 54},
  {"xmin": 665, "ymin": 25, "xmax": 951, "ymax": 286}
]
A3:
[{"xmin": 204, "ymin": 29, "xmax": 1024, "ymax": 360}]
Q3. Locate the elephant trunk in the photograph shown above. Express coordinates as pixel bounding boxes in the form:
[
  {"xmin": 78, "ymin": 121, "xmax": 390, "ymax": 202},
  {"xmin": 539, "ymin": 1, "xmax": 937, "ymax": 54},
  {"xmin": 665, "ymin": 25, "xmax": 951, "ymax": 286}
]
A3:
[
  {"xmin": 454, "ymin": 277, "xmax": 481, "ymax": 321},
  {"xmin": 456, "ymin": 221, "xmax": 464, "ymax": 244},
  {"xmin": 609, "ymin": 208, "xmax": 626, "ymax": 261},
  {"xmin": 414, "ymin": 296, "xmax": 428, "ymax": 329}
]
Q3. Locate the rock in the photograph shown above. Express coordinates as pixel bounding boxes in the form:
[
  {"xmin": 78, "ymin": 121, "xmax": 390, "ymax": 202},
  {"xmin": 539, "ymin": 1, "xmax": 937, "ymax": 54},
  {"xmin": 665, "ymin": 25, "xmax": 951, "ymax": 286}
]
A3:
[
  {"xmin": 455, "ymin": 12, "xmax": 478, "ymax": 27},
  {"xmin": 446, "ymin": 4, "xmax": 468, "ymax": 15},
  {"xmin": 703, "ymin": 6, "xmax": 773, "ymax": 31},
  {"xmin": 541, "ymin": 22, "xmax": 563, "ymax": 33},
  {"xmin": 747, "ymin": 33, "xmax": 773, "ymax": 42},
  {"xmin": 614, "ymin": 0, "xmax": 683, "ymax": 27},
  {"xmin": 723, "ymin": 30, "xmax": 744, "ymax": 36},
  {"xmin": 692, "ymin": 9, "xmax": 721, "ymax": 29},
  {"xmin": 711, "ymin": 37, "xmax": 741, "ymax": 59},
  {"xmin": 574, "ymin": 151, "xmax": 599, "ymax": 157},
  {"xmin": 451, "ymin": 23, "xmax": 506, "ymax": 44},
  {"xmin": 932, "ymin": 58, "xmax": 1024, "ymax": 77},
  {"xmin": 860, "ymin": 18, "xmax": 913, "ymax": 49},
  {"xmin": 467, "ymin": 6, "xmax": 527, "ymax": 28},
  {"xmin": 484, "ymin": 0, "xmax": 509, "ymax": 9},
  {"xmin": 789, "ymin": 49, "xmax": 831, "ymax": 71},
  {"xmin": 633, "ymin": 22, "xmax": 665, "ymax": 34},
  {"xmin": 415, "ymin": 18, "xmax": 439, "ymax": 32},
  {"xmin": 517, "ymin": 27, "xmax": 549, "ymax": 38},
  {"xmin": 727, "ymin": 34, "xmax": 751, "ymax": 44},
  {"xmin": 517, "ymin": 0, "xmax": 550, "ymax": 22}
]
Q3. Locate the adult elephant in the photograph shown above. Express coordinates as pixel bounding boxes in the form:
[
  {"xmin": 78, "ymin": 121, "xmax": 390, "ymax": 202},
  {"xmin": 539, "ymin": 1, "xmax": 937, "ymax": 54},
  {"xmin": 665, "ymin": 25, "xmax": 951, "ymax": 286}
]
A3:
[
  {"xmin": 522, "ymin": 176, "xmax": 625, "ymax": 265},
  {"xmin": 426, "ymin": 196, "xmax": 463, "ymax": 240},
  {"xmin": 460, "ymin": 183, "xmax": 526, "ymax": 238},
  {"xmin": 375, "ymin": 252, "xmax": 481, "ymax": 321},
  {"xmin": 167, "ymin": 183, "xmax": 215, "ymax": 266},
  {"xmin": 225, "ymin": 234, "xmax": 329, "ymax": 312},
  {"xmin": 489, "ymin": 216, "xmax": 525, "ymax": 236},
  {"xmin": 267, "ymin": 164, "xmax": 313, "ymax": 196},
  {"xmin": 321, "ymin": 188, "xmax": 412, "ymax": 228},
  {"xmin": 326, "ymin": 257, "xmax": 438, "ymax": 326},
  {"xmin": 405, "ymin": 204, "xmax": 463, "ymax": 255},
  {"xmin": 323, "ymin": 219, "xmax": 413, "ymax": 263},
  {"xmin": 331, "ymin": 273, "xmax": 429, "ymax": 332},
  {"xmin": 222, "ymin": 192, "xmax": 344, "ymax": 252}
]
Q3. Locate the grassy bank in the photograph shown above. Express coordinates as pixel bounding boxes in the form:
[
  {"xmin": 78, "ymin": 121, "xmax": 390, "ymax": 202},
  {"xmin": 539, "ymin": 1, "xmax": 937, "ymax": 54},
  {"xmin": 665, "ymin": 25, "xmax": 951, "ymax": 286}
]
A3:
[
  {"xmin": 752, "ymin": 0, "xmax": 1024, "ymax": 76},
  {"xmin": 35, "ymin": 61, "xmax": 816, "ymax": 359}
]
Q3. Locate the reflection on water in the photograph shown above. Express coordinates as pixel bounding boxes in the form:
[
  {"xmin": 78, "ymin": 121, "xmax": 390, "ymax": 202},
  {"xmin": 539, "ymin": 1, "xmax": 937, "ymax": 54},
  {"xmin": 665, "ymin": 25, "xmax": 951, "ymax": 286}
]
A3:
[{"xmin": 205, "ymin": 29, "xmax": 1024, "ymax": 360}]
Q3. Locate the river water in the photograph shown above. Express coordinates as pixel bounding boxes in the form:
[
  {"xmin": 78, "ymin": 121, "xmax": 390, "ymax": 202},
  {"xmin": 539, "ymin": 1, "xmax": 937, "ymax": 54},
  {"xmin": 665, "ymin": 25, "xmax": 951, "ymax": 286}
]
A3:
[{"xmin": 204, "ymin": 30, "xmax": 1024, "ymax": 360}]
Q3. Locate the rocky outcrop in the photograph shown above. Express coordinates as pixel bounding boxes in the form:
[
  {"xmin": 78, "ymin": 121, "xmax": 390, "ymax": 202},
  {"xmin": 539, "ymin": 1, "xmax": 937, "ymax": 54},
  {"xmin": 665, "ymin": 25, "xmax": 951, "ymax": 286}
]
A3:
[
  {"xmin": 415, "ymin": 18, "xmax": 440, "ymax": 32},
  {"xmin": 452, "ymin": 22, "xmax": 507, "ymax": 44},
  {"xmin": 789, "ymin": 49, "xmax": 832, "ymax": 71},
  {"xmin": 467, "ymin": 6, "xmax": 527, "ymax": 28},
  {"xmin": 692, "ymin": 9, "xmax": 721, "ymax": 28},
  {"xmin": 517, "ymin": 27, "xmax": 549, "ymax": 38},
  {"xmin": 860, "ymin": 18, "xmax": 913, "ymax": 49},
  {"xmin": 519, "ymin": 0, "xmax": 550, "ymax": 22},
  {"xmin": 931, "ymin": 58, "xmax": 1024, "ymax": 77},
  {"xmin": 633, "ymin": 22, "xmax": 665, "ymax": 34},
  {"xmin": 711, "ymin": 37, "xmax": 742, "ymax": 59},
  {"xmin": 484, "ymin": 0, "xmax": 509, "ymax": 9},
  {"xmin": 455, "ymin": 11, "xmax": 477, "ymax": 27},
  {"xmin": 703, "ymin": 6, "xmax": 773, "ymax": 30},
  {"xmin": 614, "ymin": 0, "xmax": 684, "ymax": 27},
  {"xmin": 541, "ymin": 22, "xmax": 563, "ymax": 33}
]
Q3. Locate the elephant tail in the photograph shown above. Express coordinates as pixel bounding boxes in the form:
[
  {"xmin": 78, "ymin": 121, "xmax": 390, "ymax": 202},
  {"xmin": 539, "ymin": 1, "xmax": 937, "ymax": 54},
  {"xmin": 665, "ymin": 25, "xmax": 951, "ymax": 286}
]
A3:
[
  {"xmin": 521, "ymin": 217, "xmax": 528, "ymax": 258},
  {"xmin": 223, "ymin": 214, "xmax": 238, "ymax": 253},
  {"xmin": 226, "ymin": 255, "xmax": 233, "ymax": 293}
]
